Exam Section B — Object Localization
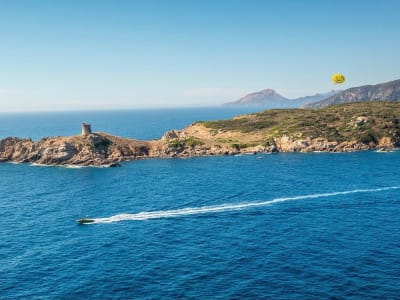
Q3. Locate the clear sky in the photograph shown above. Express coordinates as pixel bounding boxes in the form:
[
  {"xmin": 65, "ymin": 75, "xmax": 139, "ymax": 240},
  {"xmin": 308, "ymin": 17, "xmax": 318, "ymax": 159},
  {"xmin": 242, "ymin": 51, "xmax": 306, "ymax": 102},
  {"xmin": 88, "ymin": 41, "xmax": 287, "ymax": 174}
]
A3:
[{"xmin": 1, "ymin": 0, "xmax": 399, "ymax": 111}]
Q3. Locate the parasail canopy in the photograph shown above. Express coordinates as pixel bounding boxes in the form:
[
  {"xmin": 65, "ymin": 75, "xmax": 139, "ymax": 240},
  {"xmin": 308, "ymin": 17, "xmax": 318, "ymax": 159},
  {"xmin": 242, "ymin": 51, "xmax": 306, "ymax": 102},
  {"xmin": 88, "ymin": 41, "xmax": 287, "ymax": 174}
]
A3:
[{"xmin": 332, "ymin": 73, "xmax": 345, "ymax": 84}]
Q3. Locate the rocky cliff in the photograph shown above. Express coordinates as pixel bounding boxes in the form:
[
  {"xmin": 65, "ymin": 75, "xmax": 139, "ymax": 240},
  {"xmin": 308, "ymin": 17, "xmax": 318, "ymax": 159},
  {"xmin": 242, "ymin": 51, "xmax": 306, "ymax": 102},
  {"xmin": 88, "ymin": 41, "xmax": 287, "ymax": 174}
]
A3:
[
  {"xmin": 1, "ymin": 102, "xmax": 400, "ymax": 167},
  {"xmin": 0, "ymin": 133, "xmax": 154, "ymax": 166}
]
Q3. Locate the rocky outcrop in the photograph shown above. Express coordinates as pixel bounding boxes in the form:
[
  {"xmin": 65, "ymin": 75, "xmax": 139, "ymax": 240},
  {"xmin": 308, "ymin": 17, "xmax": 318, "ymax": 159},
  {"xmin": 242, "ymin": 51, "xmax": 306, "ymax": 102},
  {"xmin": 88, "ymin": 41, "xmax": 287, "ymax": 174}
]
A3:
[
  {"xmin": 0, "ymin": 129, "xmax": 397, "ymax": 167},
  {"xmin": 272, "ymin": 136, "xmax": 372, "ymax": 153},
  {"xmin": 0, "ymin": 133, "xmax": 154, "ymax": 167}
]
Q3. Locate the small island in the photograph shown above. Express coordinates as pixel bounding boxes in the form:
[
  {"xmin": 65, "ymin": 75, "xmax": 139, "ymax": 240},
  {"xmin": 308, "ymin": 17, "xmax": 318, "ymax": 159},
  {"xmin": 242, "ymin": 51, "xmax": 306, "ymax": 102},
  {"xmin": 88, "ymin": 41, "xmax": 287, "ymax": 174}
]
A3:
[{"xmin": 1, "ymin": 102, "xmax": 399, "ymax": 167}]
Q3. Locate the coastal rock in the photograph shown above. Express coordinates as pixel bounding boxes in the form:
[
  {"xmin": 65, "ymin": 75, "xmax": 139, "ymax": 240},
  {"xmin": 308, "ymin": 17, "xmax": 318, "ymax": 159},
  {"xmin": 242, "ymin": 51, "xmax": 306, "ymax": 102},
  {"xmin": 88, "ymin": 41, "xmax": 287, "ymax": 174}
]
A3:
[
  {"xmin": 274, "ymin": 136, "xmax": 311, "ymax": 152},
  {"xmin": 333, "ymin": 141, "xmax": 370, "ymax": 152},
  {"xmin": 0, "ymin": 133, "xmax": 155, "ymax": 167},
  {"xmin": 377, "ymin": 136, "xmax": 397, "ymax": 151},
  {"xmin": 0, "ymin": 130, "xmax": 391, "ymax": 167},
  {"xmin": 0, "ymin": 137, "xmax": 35, "ymax": 162},
  {"xmin": 161, "ymin": 130, "xmax": 180, "ymax": 140}
]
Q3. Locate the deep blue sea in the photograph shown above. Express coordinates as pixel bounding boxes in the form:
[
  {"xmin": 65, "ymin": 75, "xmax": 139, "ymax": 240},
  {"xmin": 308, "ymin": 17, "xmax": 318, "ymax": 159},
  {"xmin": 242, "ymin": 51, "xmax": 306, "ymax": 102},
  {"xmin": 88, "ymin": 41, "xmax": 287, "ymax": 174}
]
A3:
[{"xmin": 1, "ymin": 108, "xmax": 400, "ymax": 299}]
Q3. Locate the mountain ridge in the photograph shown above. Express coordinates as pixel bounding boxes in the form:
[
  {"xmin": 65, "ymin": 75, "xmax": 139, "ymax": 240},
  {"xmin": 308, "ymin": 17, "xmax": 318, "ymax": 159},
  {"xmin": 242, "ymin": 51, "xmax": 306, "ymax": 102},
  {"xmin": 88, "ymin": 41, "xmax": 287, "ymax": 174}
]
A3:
[
  {"xmin": 224, "ymin": 89, "xmax": 288, "ymax": 106},
  {"xmin": 306, "ymin": 79, "xmax": 400, "ymax": 108},
  {"xmin": 224, "ymin": 89, "xmax": 340, "ymax": 108}
]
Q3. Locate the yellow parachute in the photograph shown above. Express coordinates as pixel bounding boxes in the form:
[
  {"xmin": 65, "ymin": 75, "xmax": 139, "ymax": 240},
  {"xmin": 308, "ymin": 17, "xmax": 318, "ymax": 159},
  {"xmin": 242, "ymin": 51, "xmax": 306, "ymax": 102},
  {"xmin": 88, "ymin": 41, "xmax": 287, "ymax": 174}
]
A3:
[{"xmin": 332, "ymin": 73, "xmax": 345, "ymax": 84}]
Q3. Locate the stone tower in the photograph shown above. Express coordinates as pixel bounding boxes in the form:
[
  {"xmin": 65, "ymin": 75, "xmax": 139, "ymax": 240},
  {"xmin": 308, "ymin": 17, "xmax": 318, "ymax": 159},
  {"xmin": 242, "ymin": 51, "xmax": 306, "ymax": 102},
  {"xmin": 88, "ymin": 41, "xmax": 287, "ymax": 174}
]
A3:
[{"xmin": 81, "ymin": 123, "xmax": 92, "ymax": 136}]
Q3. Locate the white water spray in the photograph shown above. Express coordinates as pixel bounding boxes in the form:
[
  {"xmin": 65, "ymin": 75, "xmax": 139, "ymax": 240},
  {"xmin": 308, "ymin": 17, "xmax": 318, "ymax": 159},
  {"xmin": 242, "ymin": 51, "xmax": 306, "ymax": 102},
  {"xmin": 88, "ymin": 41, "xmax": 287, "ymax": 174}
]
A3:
[{"xmin": 90, "ymin": 186, "xmax": 400, "ymax": 224}]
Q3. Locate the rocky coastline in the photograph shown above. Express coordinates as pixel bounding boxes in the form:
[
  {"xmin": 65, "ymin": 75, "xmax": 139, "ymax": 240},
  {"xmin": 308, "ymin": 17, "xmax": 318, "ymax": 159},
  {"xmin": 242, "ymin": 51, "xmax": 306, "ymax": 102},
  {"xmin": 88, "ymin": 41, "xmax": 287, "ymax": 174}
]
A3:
[{"xmin": 0, "ymin": 126, "xmax": 397, "ymax": 168}]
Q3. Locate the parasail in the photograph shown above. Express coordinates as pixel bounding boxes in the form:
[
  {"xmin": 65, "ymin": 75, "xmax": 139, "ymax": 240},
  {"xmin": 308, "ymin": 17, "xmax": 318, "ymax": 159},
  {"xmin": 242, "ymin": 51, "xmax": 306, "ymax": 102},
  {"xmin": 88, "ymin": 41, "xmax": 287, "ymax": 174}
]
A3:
[{"xmin": 332, "ymin": 73, "xmax": 345, "ymax": 84}]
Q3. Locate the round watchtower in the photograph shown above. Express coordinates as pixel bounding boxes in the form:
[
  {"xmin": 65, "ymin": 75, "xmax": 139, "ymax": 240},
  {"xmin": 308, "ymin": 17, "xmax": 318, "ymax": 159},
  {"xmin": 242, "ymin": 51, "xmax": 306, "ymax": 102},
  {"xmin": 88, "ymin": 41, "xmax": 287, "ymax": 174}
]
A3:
[{"xmin": 81, "ymin": 123, "xmax": 92, "ymax": 136}]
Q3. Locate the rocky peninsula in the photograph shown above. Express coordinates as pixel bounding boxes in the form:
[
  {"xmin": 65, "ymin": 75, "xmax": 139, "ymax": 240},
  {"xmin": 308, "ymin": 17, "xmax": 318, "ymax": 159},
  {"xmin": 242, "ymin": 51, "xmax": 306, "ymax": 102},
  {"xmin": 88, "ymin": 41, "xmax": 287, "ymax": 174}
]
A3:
[{"xmin": 1, "ymin": 102, "xmax": 400, "ymax": 167}]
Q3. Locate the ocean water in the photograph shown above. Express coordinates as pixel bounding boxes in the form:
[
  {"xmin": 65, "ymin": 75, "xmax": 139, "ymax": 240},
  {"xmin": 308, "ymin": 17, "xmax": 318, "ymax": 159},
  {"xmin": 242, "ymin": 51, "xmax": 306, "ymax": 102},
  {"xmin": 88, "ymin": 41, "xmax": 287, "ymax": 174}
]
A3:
[
  {"xmin": 0, "ymin": 107, "xmax": 260, "ymax": 140},
  {"xmin": 1, "ymin": 108, "xmax": 400, "ymax": 299}
]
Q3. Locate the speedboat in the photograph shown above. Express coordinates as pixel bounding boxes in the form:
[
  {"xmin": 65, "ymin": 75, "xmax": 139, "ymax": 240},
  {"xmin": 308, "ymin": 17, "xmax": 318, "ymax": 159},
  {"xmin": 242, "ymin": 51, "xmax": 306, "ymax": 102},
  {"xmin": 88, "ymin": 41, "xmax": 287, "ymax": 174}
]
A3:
[{"xmin": 77, "ymin": 217, "xmax": 95, "ymax": 224}]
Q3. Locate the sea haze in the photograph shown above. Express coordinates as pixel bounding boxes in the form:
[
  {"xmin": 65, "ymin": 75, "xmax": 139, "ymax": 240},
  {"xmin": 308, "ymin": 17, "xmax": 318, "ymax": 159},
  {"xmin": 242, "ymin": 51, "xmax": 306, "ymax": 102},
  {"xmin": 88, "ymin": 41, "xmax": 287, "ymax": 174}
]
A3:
[
  {"xmin": 0, "ymin": 107, "xmax": 260, "ymax": 140},
  {"xmin": 1, "ymin": 108, "xmax": 400, "ymax": 299}
]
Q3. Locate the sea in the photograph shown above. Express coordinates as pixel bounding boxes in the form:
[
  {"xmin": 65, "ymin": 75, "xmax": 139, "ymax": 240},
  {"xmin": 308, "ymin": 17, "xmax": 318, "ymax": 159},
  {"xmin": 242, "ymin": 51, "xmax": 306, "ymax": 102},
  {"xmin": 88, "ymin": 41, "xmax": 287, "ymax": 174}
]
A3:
[{"xmin": 1, "ymin": 107, "xmax": 400, "ymax": 299}]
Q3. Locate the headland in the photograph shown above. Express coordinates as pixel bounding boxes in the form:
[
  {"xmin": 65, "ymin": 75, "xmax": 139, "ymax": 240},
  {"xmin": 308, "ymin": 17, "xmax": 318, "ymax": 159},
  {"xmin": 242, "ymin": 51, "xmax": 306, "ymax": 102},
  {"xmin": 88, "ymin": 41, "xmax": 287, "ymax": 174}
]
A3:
[{"xmin": 1, "ymin": 102, "xmax": 399, "ymax": 167}]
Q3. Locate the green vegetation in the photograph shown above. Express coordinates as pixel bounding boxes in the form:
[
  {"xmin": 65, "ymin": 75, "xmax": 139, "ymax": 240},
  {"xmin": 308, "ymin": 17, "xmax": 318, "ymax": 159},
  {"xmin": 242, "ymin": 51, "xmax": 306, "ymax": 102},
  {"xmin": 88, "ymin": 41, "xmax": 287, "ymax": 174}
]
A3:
[
  {"xmin": 200, "ymin": 102, "xmax": 400, "ymax": 144},
  {"xmin": 168, "ymin": 139, "xmax": 182, "ymax": 149},
  {"xmin": 230, "ymin": 143, "xmax": 256, "ymax": 149},
  {"xmin": 93, "ymin": 139, "xmax": 111, "ymax": 148},
  {"xmin": 169, "ymin": 137, "xmax": 204, "ymax": 148},
  {"xmin": 215, "ymin": 138, "xmax": 239, "ymax": 143},
  {"xmin": 184, "ymin": 137, "xmax": 204, "ymax": 147},
  {"xmin": 89, "ymin": 137, "xmax": 112, "ymax": 149}
]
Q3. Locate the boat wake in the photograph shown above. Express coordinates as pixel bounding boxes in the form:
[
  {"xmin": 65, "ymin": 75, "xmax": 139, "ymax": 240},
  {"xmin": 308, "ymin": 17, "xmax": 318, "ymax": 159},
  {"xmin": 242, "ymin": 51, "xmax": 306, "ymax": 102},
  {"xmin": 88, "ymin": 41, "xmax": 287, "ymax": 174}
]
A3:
[{"xmin": 90, "ymin": 186, "xmax": 400, "ymax": 224}]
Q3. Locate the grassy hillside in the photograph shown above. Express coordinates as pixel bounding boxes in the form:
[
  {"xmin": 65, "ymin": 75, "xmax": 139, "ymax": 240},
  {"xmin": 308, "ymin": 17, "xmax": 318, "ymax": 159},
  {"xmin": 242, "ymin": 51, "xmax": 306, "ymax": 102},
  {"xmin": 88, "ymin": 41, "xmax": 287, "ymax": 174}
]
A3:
[{"xmin": 199, "ymin": 102, "xmax": 400, "ymax": 144}]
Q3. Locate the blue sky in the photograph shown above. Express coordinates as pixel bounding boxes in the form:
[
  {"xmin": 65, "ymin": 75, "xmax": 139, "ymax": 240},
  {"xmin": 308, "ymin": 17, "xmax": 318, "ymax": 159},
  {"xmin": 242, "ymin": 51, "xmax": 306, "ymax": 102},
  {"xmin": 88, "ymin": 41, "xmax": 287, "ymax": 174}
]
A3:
[{"xmin": 1, "ymin": 0, "xmax": 399, "ymax": 111}]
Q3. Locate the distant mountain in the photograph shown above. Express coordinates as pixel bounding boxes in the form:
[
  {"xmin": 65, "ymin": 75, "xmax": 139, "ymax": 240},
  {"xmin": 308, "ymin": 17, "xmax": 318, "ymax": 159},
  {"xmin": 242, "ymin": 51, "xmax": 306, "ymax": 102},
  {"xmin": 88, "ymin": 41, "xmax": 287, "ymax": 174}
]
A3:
[
  {"xmin": 306, "ymin": 79, "xmax": 400, "ymax": 108},
  {"xmin": 292, "ymin": 90, "xmax": 340, "ymax": 106},
  {"xmin": 224, "ymin": 89, "xmax": 340, "ymax": 108},
  {"xmin": 224, "ymin": 89, "xmax": 288, "ymax": 107}
]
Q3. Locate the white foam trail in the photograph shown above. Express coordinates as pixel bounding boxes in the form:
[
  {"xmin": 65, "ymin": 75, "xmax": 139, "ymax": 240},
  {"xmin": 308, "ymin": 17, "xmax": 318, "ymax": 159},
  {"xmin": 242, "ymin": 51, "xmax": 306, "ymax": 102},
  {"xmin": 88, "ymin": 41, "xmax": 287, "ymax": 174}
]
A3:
[
  {"xmin": 91, "ymin": 186, "xmax": 400, "ymax": 224},
  {"xmin": 65, "ymin": 165, "xmax": 84, "ymax": 169},
  {"xmin": 30, "ymin": 163, "xmax": 48, "ymax": 167},
  {"xmin": 30, "ymin": 163, "xmax": 84, "ymax": 168}
]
